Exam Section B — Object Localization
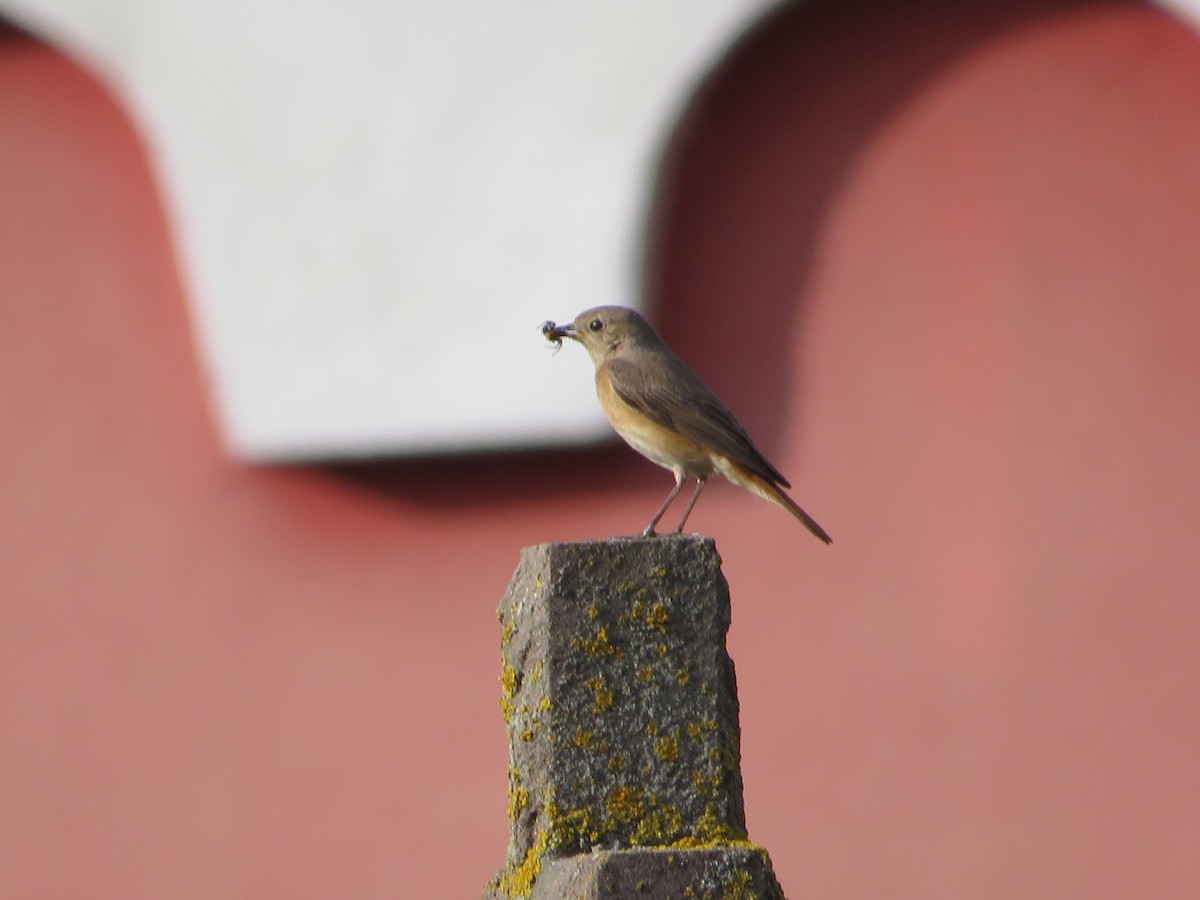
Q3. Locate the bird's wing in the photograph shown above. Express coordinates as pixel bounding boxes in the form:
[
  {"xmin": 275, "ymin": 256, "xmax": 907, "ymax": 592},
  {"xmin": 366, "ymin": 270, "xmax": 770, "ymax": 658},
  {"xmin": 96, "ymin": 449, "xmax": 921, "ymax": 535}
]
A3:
[{"xmin": 606, "ymin": 354, "xmax": 790, "ymax": 487}]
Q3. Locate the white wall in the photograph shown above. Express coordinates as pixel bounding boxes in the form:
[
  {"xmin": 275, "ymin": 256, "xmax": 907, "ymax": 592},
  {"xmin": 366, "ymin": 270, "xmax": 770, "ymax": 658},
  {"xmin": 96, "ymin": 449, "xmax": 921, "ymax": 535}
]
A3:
[{"xmin": 1, "ymin": 0, "xmax": 777, "ymax": 458}]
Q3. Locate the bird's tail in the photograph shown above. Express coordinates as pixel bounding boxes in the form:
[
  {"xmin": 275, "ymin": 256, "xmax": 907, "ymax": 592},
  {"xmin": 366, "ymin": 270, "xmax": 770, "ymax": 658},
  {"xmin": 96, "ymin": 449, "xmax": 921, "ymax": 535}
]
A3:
[{"xmin": 723, "ymin": 461, "xmax": 832, "ymax": 544}]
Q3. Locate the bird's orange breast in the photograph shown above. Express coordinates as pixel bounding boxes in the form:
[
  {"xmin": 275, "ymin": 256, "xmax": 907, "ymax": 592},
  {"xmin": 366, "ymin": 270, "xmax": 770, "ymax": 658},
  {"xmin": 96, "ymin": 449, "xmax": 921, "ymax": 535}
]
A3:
[{"xmin": 595, "ymin": 365, "xmax": 716, "ymax": 476}]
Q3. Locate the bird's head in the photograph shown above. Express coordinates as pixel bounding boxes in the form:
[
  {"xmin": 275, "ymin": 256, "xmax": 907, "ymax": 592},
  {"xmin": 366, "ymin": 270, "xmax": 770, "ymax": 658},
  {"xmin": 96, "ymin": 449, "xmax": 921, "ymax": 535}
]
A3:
[{"xmin": 542, "ymin": 306, "xmax": 659, "ymax": 365}]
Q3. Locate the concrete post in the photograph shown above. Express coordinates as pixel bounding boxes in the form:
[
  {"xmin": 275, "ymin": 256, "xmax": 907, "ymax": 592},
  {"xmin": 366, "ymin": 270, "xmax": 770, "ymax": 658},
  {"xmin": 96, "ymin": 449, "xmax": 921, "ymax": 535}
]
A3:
[{"xmin": 484, "ymin": 536, "xmax": 786, "ymax": 899}]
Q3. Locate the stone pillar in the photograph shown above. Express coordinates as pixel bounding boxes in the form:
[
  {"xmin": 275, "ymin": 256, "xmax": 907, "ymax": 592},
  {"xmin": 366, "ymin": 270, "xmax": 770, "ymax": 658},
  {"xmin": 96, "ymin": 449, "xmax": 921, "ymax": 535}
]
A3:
[{"xmin": 484, "ymin": 536, "xmax": 786, "ymax": 899}]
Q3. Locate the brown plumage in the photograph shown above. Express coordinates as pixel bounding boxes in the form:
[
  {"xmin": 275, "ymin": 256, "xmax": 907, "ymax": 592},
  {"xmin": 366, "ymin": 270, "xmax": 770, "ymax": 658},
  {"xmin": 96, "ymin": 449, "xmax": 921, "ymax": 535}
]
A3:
[{"xmin": 545, "ymin": 305, "xmax": 831, "ymax": 542}]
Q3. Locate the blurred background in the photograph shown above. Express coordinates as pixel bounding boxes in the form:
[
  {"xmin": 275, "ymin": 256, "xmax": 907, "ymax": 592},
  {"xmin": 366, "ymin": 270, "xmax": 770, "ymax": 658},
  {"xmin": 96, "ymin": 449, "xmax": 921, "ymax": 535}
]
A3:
[{"xmin": 3, "ymin": 1, "xmax": 1200, "ymax": 897}]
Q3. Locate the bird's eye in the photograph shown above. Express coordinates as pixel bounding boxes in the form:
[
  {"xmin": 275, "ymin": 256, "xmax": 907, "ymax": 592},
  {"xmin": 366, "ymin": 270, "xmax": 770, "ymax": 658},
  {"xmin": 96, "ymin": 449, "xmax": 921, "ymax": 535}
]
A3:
[{"xmin": 589, "ymin": 318, "xmax": 604, "ymax": 331}]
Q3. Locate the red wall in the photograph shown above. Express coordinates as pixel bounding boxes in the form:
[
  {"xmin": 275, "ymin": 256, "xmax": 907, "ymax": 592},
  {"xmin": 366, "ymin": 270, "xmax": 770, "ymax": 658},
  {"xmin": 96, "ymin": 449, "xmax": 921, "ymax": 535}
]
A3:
[{"xmin": 3, "ymin": 2, "xmax": 1199, "ymax": 897}]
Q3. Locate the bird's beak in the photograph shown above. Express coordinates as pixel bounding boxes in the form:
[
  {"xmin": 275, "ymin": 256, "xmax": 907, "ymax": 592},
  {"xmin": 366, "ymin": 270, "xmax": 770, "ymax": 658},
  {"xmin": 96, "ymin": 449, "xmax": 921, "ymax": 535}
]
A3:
[{"xmin": 541, "ymin": 320, "xmax": 578, "ymax": 343}]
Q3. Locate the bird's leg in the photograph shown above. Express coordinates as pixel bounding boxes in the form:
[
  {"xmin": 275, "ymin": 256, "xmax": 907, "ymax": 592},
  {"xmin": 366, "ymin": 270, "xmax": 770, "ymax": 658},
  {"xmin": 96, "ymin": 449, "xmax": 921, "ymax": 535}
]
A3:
[
  {"xmin": 671, "ymin": 476, "xmax": 708, "ymax": 534},
  {"xmin": 642, "ymin": 470, "xmax": 686, "ymax": 537}
]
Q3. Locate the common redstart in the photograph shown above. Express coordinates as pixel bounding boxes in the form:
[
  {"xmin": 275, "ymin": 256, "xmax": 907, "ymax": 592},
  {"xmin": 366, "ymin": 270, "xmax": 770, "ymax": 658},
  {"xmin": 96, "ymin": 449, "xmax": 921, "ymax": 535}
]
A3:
[{"xmin": 542, "ymin": 306, "xmax": 831, "ymax": 543}]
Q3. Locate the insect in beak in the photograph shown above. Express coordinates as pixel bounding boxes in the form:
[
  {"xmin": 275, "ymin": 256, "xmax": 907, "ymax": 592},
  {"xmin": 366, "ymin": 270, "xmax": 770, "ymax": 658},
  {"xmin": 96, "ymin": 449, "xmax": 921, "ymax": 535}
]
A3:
[{"xmin": 540, "ymin": 320, "xmax": 576, "ymax": 352}]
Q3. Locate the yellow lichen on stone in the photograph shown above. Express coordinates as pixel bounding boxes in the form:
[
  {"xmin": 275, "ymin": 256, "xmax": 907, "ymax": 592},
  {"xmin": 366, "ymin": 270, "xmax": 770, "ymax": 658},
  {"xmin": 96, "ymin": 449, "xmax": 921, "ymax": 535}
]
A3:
[
  {"xmin": 670, "ymin": 835, "xmax": 760, "ymax": 852},
  {"xmin": 650, "ymin": 565, "xmax": 668, "ymax": 578},
  {"xmin": 676, "ymin": 668, "xmax": 690, "ymax": 686},
  {"xmin": 644, "ymin": 603, "xmax": 669, "ymax": 632},
  {"xmin": 631, "ymin": 810, "xmax": 665, "ymax": 845},
  {"xmin": 723, "ymin": 868, "xmax": 754, "ymax": 900},
  {"xmin": 606, "ymin": 785, "xmax": 646, "ymax": 825},
  {"xmin": 586, "ymin": 604, "xmax": 600, "ymax": 619},
  {"xmin": 695, "ymin": 802, "xmax": 748, "ymax": 843},
  {"xmin": 495, "ymin": 828, "xmax": 548, "ymax": 898},
  {"xmin": 573, "ymin": 626, "xmax": 620, "ymax": 658},
  {"xmin": 637, "ymin": 666, "xmax": 654, "ymax": 682},
  {"xmin": 654, "ymin": 736, "xmax": 679, "ymax": 762},
  {"xmin": 608, "ymin": 754, "xmax": 625, "ymax": 771},
  {"xmin": 585, "ymin": 677, "xmax": 613, "ymax": 714},
  {"xmin": 686, "ymin": 722, "xmax": 702, "ymax": 740},
  {"xmin": 537, "ymin": 696, "xmax": 552, "ymax": 713},
  {"xmin": 707, "ymin": 746, "xmax": 736, "ymax": 769},
  {"xmin": 661, "ymin": 804, "xmax": 684, "ymax": 838},
  {"xmin": 547, "ymin": 801, "xmax": 597, "ymax": 851},
  {"xmin": 499, "ymin": 663, "xmax": 518, "ymax": 724},
  {"xmin": 630, "ymin": 801, "xmax": 684, "ymax": 846},
  {"xmin": 506, "ymin": 783, "xmax": 528, "ymax": 821},
  {"xmin": 572, "ymin": 727, "xmax": 594, "ymax": 749}
]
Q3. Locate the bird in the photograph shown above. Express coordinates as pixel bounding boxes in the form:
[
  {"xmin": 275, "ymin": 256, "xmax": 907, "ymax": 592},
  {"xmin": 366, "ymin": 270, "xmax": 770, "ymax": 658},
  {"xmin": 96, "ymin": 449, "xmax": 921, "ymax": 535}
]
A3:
[{"xmin": 542, "ymin": 305, "xmax": 831, "ymax": 543}]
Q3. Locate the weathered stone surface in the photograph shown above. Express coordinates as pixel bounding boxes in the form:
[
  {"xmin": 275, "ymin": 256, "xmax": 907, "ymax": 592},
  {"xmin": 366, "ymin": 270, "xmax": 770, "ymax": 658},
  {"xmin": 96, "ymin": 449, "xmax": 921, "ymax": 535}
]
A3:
[
  {"xmin": 525, "ymin": 846, "xmax": 785, "ymax": 899},
  {"xmin": 484, "ymin": 536, "xmax": 786, "ymax": 899}
]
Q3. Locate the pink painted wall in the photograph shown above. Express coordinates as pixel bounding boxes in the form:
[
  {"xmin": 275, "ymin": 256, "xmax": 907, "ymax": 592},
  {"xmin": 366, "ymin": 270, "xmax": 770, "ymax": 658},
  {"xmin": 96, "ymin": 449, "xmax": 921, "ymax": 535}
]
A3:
[{"xmin": 2, "ymin": 2, "xmax": 1199, "ymax": 897}]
